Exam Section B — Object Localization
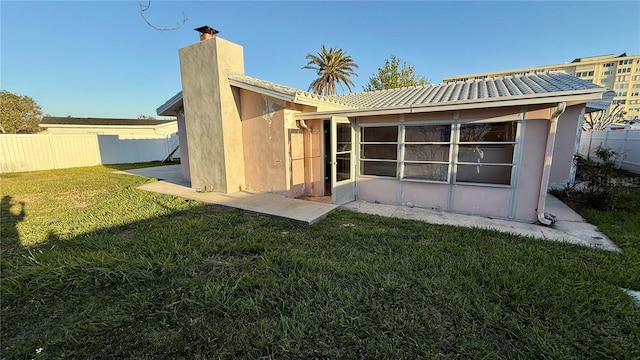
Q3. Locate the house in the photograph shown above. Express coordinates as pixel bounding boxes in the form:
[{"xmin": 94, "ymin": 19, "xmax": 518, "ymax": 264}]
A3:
[{"xmin": 157, "ymin": 28, "xmax": 610, "ymax": 224}]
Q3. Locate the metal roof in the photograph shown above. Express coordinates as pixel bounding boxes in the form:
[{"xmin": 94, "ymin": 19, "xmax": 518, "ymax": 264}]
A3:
[
  {"xmin": 157, "ymin": 72, "xmax": 605, "ymax": 116},
  {"xmin": 328, "ymin": 72, "xmax": 602, "ymax": 109}
]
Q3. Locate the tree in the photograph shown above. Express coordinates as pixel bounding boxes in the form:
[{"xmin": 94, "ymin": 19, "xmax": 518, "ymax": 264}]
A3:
[
  {"xmin": 364, "ymin": 55, "xmax": 429, "ymax": 91},
  {"xmin": 0, "ymin": 90, "xmax": 43, "ymax": 134},
  {"xmin": 303, "ymin": 45, "xmax": 358, "ymax": 96},
  {"xmin": 582, "ymin": 104, "xmax": 627, "ymax": 131},
  {"xmin": 138, "ymin": 115, "xmax": 157, "ymax": 120}
]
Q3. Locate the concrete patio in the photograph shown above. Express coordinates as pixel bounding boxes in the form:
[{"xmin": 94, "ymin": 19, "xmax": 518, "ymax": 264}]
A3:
[
  {"xmin": 115, "ymin": 165, "xmax": 338, "ymax": 224},
  {"xmin": 115, "ymin": 165, "xmax": 620, "ymax": 252}
]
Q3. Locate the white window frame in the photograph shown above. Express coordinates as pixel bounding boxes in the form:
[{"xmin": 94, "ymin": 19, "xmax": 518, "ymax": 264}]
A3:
[
  {"xmin": 400, "ymin": 122, "xmax": 453, "ymax": 184},
  {"xmin": 359, "ymin": 124, "xmax": 400, "ymax": 178},
  {"xmin": 358, "ymin": 119, "xmax": 520, "ymax": 188}
]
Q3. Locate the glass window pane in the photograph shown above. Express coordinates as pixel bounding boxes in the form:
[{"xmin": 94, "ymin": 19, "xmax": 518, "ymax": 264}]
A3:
[
  {"xmin": 361, "ymin": 144, "xmax": 397, "ymax": 160},
  {"xmin": 336, "ymin": 123, "xmax": 351, "ymax": 152},
  {"xmin": 361, "ymin": 161, "xmax": 397, "ymax": 177},
  {"xmin": 459, "ymin": 122, "xmax": 516, "ymax": 142},
  {"xmin": 405, "ymin": 144, "xmax": 450, "ymax": 162},
  {"xmin": 404, "ymin": 163, "xmax": 448, "ymax": 181},
  {"xmin": 456, "ymin": 164, "xmax": 512, "ymax": 185},
  {"xmin": 336, "ymin": 155, "xmax": 350, "ymax": 181},
  {"xmin": 405, "ymin": 125, "xmax": 451, "ymax": 142},
  {"xmin": 457, "ymin": 144, "xmax": 514, "ymax": 164},
  {"xmin": 362, "ymin": 126, "xmax": 398, "ymax": 142}
]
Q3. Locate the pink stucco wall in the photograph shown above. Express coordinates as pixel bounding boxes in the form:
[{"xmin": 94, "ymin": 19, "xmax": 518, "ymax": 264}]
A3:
[
  {"xmin": 452, "ymin": 185, "xmax": 511, "ymax": 217},
  {"xmin": 514, "ymin": 117, "xmax": 548, "ymax": 221},
  {"xmin": 401, "ymin": 182, "xmax": 448, "ymax": 210},
  {"xmin": 549, "ymin": 105, "xmax": 583, "ymax": 188},
  {"xmin": 357, "ymin": 177, "xmax": 397, "ymax": 204},
  {"xmin": 240, "ymin": 89, "xmax": 288, "ymax": 193}
]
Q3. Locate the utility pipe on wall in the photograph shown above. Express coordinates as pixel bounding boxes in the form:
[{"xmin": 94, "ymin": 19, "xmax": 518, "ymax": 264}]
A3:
[{"xmin": 537, "ymin": 102, "xmax": 566, "ymax": 225}]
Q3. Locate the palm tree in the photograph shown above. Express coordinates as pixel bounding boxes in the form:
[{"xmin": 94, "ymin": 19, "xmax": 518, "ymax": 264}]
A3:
[{"xmin": 303, "ymin": 45, "xmax": 358, "ymax": 96}]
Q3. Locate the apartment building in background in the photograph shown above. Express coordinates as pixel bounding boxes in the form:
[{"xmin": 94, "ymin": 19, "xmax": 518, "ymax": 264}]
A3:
[{"xmin": 444, "ymin": 53, "xmax": 640, "ymax": 120}]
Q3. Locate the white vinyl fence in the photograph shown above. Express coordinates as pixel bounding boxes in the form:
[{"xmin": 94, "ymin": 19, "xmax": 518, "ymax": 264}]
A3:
[
  {"xmin": 579, "ymin": 129, "xmax": 640, "ymax": 174},
  {"xmin": 0, "ymin": 133, "xmax": 180, "ymax": 173}
]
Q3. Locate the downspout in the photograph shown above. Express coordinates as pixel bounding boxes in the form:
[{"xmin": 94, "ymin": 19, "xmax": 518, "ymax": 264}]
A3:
[{"xmin": 537, "ymin": 102, "xmax": 566, "ymax": 225}]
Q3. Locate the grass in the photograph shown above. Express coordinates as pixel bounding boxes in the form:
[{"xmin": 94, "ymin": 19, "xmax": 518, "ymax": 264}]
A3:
[{"xmin": 1, "ymin": 165, "xmax": 639, "ymax": 359}]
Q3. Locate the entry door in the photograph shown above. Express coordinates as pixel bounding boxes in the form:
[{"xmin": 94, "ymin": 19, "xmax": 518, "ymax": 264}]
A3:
[{"xmin": 331, "ymin": 116, "xmax": 356, "ymax": 205}]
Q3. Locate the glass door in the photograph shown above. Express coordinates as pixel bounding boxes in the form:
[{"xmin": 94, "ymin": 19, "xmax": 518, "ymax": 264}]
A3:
[{"xmin": 331, "ymin": 116, "xmax": 355, "ymax": 205}]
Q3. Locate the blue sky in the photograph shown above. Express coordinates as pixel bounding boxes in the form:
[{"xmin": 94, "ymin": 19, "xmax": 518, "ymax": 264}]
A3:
[{"xmin": 2, "ymin": 1, "xmax": 639, "ymax": 118}]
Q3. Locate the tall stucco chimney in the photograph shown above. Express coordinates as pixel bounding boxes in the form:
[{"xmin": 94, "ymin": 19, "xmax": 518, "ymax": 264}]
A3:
[
  {"xmin": 195, "ymin": 25, "xmax": 219, "ymax": 41},
  {"xmin": 179, "ymin": 30, "xmax": 245, "ymax": 192}
]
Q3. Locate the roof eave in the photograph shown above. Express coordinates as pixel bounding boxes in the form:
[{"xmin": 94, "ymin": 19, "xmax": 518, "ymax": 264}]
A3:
[
  {"xmin": 156, "ymin": 92, "xmax": 184, "ymax": 116},
  {"xmin": 228, "ymin": 79, "xmax": 296, "ymax": 103}
]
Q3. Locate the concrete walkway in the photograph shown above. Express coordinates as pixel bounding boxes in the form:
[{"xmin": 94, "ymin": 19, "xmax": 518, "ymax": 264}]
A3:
[
  {"xmin": 343, "ymin": 197, "xmax": 620, "ymax": 252},
  {"xmin": 114, "ymin": 165, "xmax": 338, "ymax": 224},
  {"xmin": 116, "ymin": 165, "xmax": 619, "ymax": 252}
]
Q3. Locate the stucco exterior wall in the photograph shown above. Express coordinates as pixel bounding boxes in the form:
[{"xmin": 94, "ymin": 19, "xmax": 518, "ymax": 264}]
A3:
[
  {"xmin": 514, "ymin": 116, "xmax": 548, "ymax": 221},
  {"xmin": 549, "ymin": 105, "xmax": 583, "ymax": 188},
  {"xmin": 357, "ymin": 177, "xmax": 397, "ymax": 204},
  {"xmin": 401, "ymin": 182, "xmax": 448, "ymax": 209},
  {"xmin": 452, "ymin": 185, "xmax": 511, "ymax": 217},
  {"xmin": 240, "ymin": 89, "xmax": 287, "ymax": 193},
  {"xmin": 176, "ymin": 108, "xmax": 190, "ymax": 180},
  {"xmin": 178, "ymin": 37, "xmax": 245, "ymax": 192}
]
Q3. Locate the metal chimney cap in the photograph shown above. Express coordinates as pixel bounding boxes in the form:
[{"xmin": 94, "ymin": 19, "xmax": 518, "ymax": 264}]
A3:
[{"xmin": 195, "ymin": 25, "xmax": 219, "ymax": 36}]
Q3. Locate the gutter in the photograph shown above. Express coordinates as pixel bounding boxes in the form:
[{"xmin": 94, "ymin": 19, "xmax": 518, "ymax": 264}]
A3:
[{"xmin": 537, "ymin": 102, "xmax": 566, "ymax": 225}]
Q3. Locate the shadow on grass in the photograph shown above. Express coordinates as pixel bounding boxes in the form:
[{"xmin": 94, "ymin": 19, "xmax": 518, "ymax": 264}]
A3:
[
  {"xmin": 103, "ymin": 160, "xmax": 181, "ymax": 172},
  {"xmin": 1, "ymin": 205, "xmax": 640, "ymax": 359},
  {"xmin": 1, "ymin": 195, "xmax": 26, "ymax": 249}
]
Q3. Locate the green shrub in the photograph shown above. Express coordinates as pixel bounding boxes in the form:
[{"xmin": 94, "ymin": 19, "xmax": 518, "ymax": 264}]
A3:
[{"xmin": 562, "ymin": 147, "xmax": 630, "ymax": 210}]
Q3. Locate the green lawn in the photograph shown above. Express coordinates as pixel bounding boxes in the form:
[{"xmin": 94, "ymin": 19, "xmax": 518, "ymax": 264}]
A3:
[{"xmin": 1, "ymin": 165, "xmax": 639, "ymax": 359}]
